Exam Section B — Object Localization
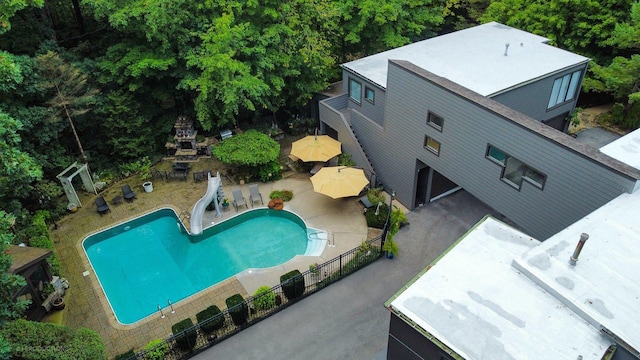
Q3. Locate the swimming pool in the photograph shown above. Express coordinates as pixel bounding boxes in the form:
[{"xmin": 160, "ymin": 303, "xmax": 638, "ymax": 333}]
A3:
[{"xmin": 83, "ymin": 208, "xmax": 318, "ymax": 325}]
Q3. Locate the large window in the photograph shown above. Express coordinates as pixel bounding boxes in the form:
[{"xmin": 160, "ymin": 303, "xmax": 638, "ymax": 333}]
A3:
[
  {"xmin": 427, "ymin": 112, "xmax": 444, "ymax": 131},
  {"xmin": 424, "ymin": 136, "xmax": 441, "ymax": 155},
  {"xmin": 548, "ymin": 70, "xmax": 582, "ymax": 109},
  {"xmin": 365, "ymin": 87, "xmax": 375, "ymax": 104},
  {"xmin": 486, "ymin": 144, "xmax": 546, "ymax": 190},
  {"xmin": 349, "ymin": 78, "xmax": 362, "ymax": 104}
]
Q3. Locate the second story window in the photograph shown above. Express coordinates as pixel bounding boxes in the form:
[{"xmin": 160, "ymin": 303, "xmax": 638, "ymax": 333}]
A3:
[
  {"xmin": 427, "ymin": 112, "xmax": 444, "ymax": 131},
  {"xmin": 424, "ymin": 136, "xmax": 441, "ymax": 155},
  {"xmin": 547, "ymin": 70, "xmax": 582, "ymax": 109},
  {"xmin": 365, "ymin": 87, "xmax": 375, "ymax": 104},
  {"xmin": 349, "ymin": 78, "xmax": 362, "ymax": 104}
]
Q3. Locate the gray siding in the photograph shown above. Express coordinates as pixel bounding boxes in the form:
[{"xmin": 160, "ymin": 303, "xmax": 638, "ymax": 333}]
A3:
[
  {"xmin": 370, "ymin": 61, "xmax": 638, "ymax": 240},
  {"xmin": 491, "ymin": 64, "xmax": 588, "ymax": 122},
  {"xmin": 342, "ymin": 69, "xmax": 386, "ymax": 127}
]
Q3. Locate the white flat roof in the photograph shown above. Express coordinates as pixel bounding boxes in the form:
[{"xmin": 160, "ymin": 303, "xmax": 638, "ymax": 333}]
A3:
[
  {"xmin": 599, "ymin": 128, "xmax": 640, "ymax": 170},
  {"xmin": 343, "ymin": 22, "xmax": 589, "ymax": 96},
  {"xmin": 388, "ymin": 217, "xmax": 612, "ymax": 360},
  {"xmin": 514, "ymin": 189, "xmax": 640, "ymax": 356}
]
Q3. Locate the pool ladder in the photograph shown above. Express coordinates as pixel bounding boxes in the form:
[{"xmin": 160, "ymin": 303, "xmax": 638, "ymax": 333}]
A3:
[
  {"xmin": 308, "ymin": 231, "xmax": 335, "ymax": 247},
  {"xmin": 157, "ymin": 300, "xmax": 176, "ymax": 319}
]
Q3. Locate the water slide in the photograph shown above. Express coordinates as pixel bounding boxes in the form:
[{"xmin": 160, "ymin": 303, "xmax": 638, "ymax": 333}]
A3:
[{"xmin": 190, "ymin": 172, "xmax": 222, "ymax": 235}]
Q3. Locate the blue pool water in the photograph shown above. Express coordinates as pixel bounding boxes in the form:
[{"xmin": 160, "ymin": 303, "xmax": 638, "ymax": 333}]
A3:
[{"xmin": 83, "ymin": 208, "xmax": 308, "ymax": 325}]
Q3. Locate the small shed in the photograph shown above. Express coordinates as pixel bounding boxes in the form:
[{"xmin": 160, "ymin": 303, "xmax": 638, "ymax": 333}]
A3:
[{"xmin": 7, "ymin": 245, "xmax": 54, "ymax": 321}]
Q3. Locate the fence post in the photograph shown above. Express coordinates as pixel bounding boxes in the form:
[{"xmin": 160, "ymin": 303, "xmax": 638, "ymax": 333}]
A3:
[{"xmin": 339, "ymin": 254, "xmax": 342, "ymax": 277}]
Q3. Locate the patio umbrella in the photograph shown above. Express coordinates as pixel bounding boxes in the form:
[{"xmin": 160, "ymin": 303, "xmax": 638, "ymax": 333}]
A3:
[
  {"xmin": 290, "ymin": 134, "xmax": 341, "ymax": 162},
  {"xmin": 310, "ymin": 166, "xmax": 369, "ymax": 199}
]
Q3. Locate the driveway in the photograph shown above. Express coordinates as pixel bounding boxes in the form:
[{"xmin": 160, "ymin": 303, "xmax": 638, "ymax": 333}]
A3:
[{"xmin": 193, "ymin": 190, "xmax": 503, "ymax": 360}]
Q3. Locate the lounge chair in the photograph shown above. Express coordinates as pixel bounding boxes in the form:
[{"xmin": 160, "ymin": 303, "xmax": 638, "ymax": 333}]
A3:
[
  {"xmin": 121, "ymin": 184, "xmax": 137, "ymax": 202},
  {"xmin": 249, "ymin": 184, "xmax": 263, "ymax": 207},
  {"xmin": 95, "ymin": 196, "xmax": 110, "ymax": 215},
  {"xmin": 232, "ymin": 188, "xmax": 247, "ymax": 212}
]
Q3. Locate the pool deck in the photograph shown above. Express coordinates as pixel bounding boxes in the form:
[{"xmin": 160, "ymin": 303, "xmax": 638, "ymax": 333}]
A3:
[{"xmin": 49, "ymin": 162, "xmax": 383, "ymax": 356}]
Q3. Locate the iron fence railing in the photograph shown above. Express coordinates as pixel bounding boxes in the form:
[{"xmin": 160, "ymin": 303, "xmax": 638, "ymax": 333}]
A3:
[{"xmin": 124, "ymin": 233, "xmax": 384, "ymax": 360}]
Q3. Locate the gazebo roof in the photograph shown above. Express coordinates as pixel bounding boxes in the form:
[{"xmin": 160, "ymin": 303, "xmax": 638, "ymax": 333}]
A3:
[{"xmin": 7, "ymin": 245, "xmax": 52, "ymax": 274}]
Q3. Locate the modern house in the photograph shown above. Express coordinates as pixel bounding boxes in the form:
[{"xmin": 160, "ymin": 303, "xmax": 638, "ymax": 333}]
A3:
[
  {"xmin": 383, "ymin": 126, "xmax": 640, "ymax": 359},
  {"xmin": 385, "ymin": 168, "xmax": 640, "ymax": 359},
  {"xmin": 318, "ymin": 22, "xmax": 640, "ymax": 240}
]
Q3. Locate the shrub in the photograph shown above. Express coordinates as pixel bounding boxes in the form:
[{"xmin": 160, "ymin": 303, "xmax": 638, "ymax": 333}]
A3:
[
  {"xmin": 252, "ymin": 286, "xmax": 276, "ymax": 311},
  {"xmin": 364, "ymin": 203, "xmax": 389, "ymax": 228},
  {"xmin": 366, "ymin": 188, "xmax": 385, "ymax": 205},
  {"xmin": 114, "ymin": 349, "xmax": 135, "ymax": 360},
  {"xmin": 171, "ymin": 318, "xmax": 197, "ymax": 351},
  {"xmin": 280, "ymin": 270, "xmax": 305, "ymax": 301},
  {"xmin": 196, "ymin": 305, "xmax": 225, "ymax": 334},
  {"xmin": 225, "ymin": 294, "xmax": 248, "ymax": 326},
  {"xmin": 269, "ymin": 190, "xmax": 293, "ymax": 201},
  {"xmin": 0, "ymin": 319, "xmax": 105, "ymax": 360},
  {"xmin": 257, "ymin": 160, "xmax": 283, "ymax": 182},
  {"xmin": 143, "ymin": 339, "xmax": 168, "ymax": 360}
]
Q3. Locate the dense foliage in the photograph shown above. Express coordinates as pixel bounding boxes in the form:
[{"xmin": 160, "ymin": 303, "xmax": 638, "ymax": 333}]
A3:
[{"xmin": 0, "ymin": 319, "xmax": 105, "ymax": 360}]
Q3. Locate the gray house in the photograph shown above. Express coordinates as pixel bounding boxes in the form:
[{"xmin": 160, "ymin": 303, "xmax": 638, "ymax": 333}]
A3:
[{"xmin": 319, "ymin": 22, "xmax": 640, "ymax": 240}]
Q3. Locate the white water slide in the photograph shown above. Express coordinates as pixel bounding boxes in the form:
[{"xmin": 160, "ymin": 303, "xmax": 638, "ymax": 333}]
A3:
[{"xmin": 190, "ymin": 172, "xmax": 222, "ymax": 235}]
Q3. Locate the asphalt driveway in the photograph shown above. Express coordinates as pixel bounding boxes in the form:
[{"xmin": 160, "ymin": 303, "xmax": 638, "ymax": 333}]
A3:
[{"xmin": 192, "ymin": 190, "xmax": 504, "ymax": 360}]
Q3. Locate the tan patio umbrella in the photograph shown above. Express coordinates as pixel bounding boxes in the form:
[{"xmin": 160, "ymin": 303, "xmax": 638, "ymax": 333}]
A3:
[
  {"xmin": 310, "ymin": 166, "xmax": 369, "ymax": 199},
  {"xmin": 290, "ymin": 134, "xmax": 341, "ymax": 163}
]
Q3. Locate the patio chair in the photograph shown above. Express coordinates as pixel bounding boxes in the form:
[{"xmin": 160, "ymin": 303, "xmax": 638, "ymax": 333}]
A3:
[
  {"xmin": 121, "ymin": 184, "xmax": 137, "ymax": 202},
  {"xmin": 95, "ymin": 196, "xmax": 110, "ymax": 215},
  {"xmin": 249, "ymin": 184, "xmax": 263, "ymax": 207},
  {"xmin": 232, "ymin": 188, "xmax": 247, "ymax": 212}
]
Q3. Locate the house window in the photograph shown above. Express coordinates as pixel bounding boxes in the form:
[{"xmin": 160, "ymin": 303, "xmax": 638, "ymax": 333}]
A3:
[
  {"xmin": 349, "ymin": 78, "xmax": 362, "ymax": 104},
  {"xmin": 424, "ymin": 136, "xmax": 441, "ymax": 155},
  {"xmin": 486, "ymin": 145, "xmax": 506, "ymax": 165},
  {"xmin": 547, "ymin": 70, "xmax": 582, "ymax": 109},
  {"xmin": 502, "ymin": 156, "xmax": 525, "ymax": 189},
  {"xmin": 427, "ymin": 112, "xmax": 444, "ymax": 131},
  {"xmin": 524, "ymin": 167, "xmax": 546, "ymax": 189},
  {"xmin": 365, "ymin": 87, "xmax": 375, "ymax": 103}
]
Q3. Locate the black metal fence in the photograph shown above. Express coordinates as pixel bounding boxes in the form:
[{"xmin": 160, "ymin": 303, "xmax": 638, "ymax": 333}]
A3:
[{"xmin": 124, "ymin": 233, "xmax": 384, "ymax": 360}]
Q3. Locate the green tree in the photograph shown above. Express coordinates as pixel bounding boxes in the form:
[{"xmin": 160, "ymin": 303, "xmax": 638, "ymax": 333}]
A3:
[
  {"xmin": 0, "ymin": 112, "xmax": 43, "ymax": 213},
  {"xmin": 36, "ymin": 51, "xmax": 99, "ymax": 164},
  {"xmin": 582, "ymin": 2, "xmax": 640, "ymax": 128},
  {"xmin": 0, "ymin": 0, "xmax": 44, "ymax": 35},
  {"xmin": 0, "ymin": 212, "xmax": 29, "ymax": 326}
]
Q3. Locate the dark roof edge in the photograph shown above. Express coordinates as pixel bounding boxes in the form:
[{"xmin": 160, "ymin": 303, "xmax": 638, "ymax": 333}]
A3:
[{"xmin": 390, "ymin": 59, "xmax": 640, "ymax": 181}]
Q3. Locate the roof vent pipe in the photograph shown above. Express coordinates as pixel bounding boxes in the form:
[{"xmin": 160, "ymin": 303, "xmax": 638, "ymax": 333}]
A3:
[
  {"xmin": 504, "ymin": 43, "xmax": 510, "ymax": 56},
  {"xmin": 569, "ymin": 233, "xmax": 589, "ymax": 266}
]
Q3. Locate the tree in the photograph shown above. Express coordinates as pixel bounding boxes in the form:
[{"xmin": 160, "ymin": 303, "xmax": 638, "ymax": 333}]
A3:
[
  {"xmin": 582, "ymin": 2, "xmax": 640, "ymax": 128},
  {"xmin": 0, "ymin": 112, "xmax": 43, "ymax": 213},
  {"xmin": 0, "ymin": 0, "xmax": 44, "ymax": 35},
  {"xmin": 0, "ymin": 212, "xmax": 29, "ymax": 326},
  {"xmin": 36, "ymin": 51, "xmax": 98, "ymax": 164}
]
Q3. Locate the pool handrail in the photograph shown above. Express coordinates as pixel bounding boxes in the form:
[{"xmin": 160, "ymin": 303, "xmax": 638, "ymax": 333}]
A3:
[{"xmin": 190, "ymin": 172, "xmax": 222, "ymax": 235}]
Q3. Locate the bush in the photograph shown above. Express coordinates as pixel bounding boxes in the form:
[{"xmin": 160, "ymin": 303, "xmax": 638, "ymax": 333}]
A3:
[
  {"xmin": 269, "ymin": 190, "xmax": 293, "ymax": 201},
  {"xmin": 225, "ymin": 294, "xmax": 248, "ymax": 326},
  {"xmin": 196, "ymin": 305, "xmax": 225, "ymax": 334},
  {"xmin": 366, "ymin": 188, "xmax": 385, "ymax": 205},
  {"xmin": 0, "ymin": 319, "xmax": 105, "ymax": 360},
  {"xmin": 280, "ymin": 270, "xmax": 305, "ymax": 301},
  {"xmin": 143, "ymin": 339, "xmax": 168, "ymax": 360},
  {"xmin": 171, "ymin": 318, "xmax": 197, "ymax": 351},
  {"xmin": 364, "ymin": 203, "xmax": 389, "ymax": 228},
  {"xmin": 114, "ymin": 349, "xmax": 135, "ymax": 360},
  {"xmin": 252, "ymin": 286, "xmax": 276, "ymax": 311},
  {"xmin": 257, "ymin": 160, "xmax": 283, "ymax": 182}
]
